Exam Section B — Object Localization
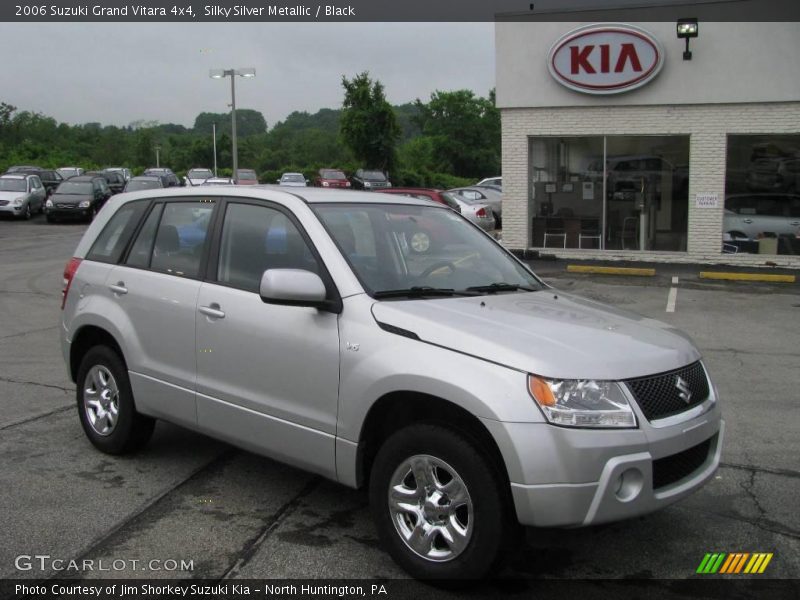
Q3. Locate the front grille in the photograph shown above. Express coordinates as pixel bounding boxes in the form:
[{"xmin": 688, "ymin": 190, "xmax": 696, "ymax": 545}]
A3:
[
  {"xmin": 652, "ymin": 437, "xmax": 713, "ymax": 490},
  {"xmin": 625, "ymin": 361, "xmax": 709, "ymax": 421},
  {"xmin": 56, "ymin": 203, "xmax": 76, "ymax": 209}
]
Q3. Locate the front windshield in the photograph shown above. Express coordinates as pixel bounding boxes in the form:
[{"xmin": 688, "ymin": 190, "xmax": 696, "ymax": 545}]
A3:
[
  {"xmin": 321, "ymin": 170, "xmax": 346, "ymax": 180},
  {"xmin": 0, "ymin": 179, "xmax": 27, "ymax": 192},
  {"xmin": 57, "ymin": 169, "xmax": 79, "ymax": 178},
  {"xmin": 188, "ymin": 169, "xmax": 213, "ymax": 179},
  {"xmin": 282, "ymin": 174, "xmax": 305, "ymax": 182},
  {"xmin": 313, "ymin": 203, "xmax": 543, "ymax": 297},
  {"xmin": 238, "ymin": 170, "xmax": 257, "ymax": 180},
  {"xmin": 363, "ymin": 171, "xmax": 386, "ymax": 181},
  {"xmin": 56, "ymin": 182, "xmax": 92, "ymax": 194}
]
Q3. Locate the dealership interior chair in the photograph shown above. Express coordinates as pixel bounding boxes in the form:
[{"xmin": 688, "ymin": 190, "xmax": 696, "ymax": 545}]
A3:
[
  {"xmin": 620, "ymin": 216, "xmax": 639, "ymax": 250},
  {"xmin": 543, "ymin": 208, "xmax": 574, "ymax": 248},
  {"xmin": 579, "ymin": 218, "xmax": 601, "ymax": 249}
]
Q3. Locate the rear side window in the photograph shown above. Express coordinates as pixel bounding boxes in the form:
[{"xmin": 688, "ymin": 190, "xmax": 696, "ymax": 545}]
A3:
[
  {"xmin": 86, "ymin": 202, "xmax": 149, "ymax": 263},
  {"xmin": 150, "ymin": 202, "xmax": 214, "ymax": 278}
]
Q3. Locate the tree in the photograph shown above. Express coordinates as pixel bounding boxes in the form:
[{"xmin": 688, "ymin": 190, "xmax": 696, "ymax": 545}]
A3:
[
  {"xmin": 340, "ymin": 72, "xmax": 400, "ymax": 171},
  {"xmin": 413, "ymin": 89, "xmax": 500, "ymax": 178},
  {"xmin": 193, "ymin": 109, "xmax": 267, "ymax": 137}
]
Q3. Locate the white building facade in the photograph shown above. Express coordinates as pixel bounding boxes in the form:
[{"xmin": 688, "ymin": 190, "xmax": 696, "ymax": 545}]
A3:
[{"xmin": 496, "ymin": 19, "xmax": 800, "ymax": 266}]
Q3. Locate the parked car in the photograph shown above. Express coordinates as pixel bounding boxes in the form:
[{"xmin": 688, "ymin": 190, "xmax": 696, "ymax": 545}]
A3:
[
  {"xmin": 7, "ymin": 167, "xmax": 63, "ymax": 196},
  {"xmin": 0, "ymin": 173, "xmax": 47, "ymax": 219},
  {"xmin": 46, "ymin": 175, "xmax": 111, "ymax": 222},
  {"xmin": 56, "ymin": 167, "xmax": 85, "ymax": 180},
  {"xmin": 277, "ymin": 172, "xmax": 308, "ymax": 187},
  {"xmin": 236, "ymin": 169, "xmax": 259, "ymax": 185},
  {"xmin": 350, "ymin": 169, "xmax": 391, "ymax": 190},
  {"xmin": 746, "ymin": 157, "xmax": 800, "ymax": 193},
  {"xmin": 86, "ymin": 170, "xmax": 126, "ymax": 195},
  {"xmin": 61, "ymin": 187, "xmax": 722, "ymax": 580},
  {"xmin": 379, "ymin": 188, "xmax": 496, "ymax": 232},
  {"xmin": 449, "ymin": 186, "xmax": 503, "ymax": 228},
  {"xmin": 104, "ymin": 167, "xmax": 132, "ymax": 182},
  {"xmin": 184, "ymin": 168, "xmax": 215, "ymax": 186},
  {"xmin": 5, "ymin": 165, "xmax": 41, "ymax": 173},
  {"xmin": 476, "ymin": 176, "xmax": 502, "ymax": 189},
  {"xmin": 723, "ymin": 193, "xmax": 800, "ymax": 239},
  {"xmin": 202, "ymin": 177, "xmax": 234, "ymax": 186},
  {"xmin": 143, "ymin": 168, "xmax": 181, "ymax": 187},
  {"xmin": 314, "ymin": 168, "xmax": 351, "ymax": 188},
  {"xmin": 124, "ymin": 176, "xmax": 164, "ymax": 193}
]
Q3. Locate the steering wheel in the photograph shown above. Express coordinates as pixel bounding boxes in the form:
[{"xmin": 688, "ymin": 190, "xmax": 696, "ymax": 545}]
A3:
[{"xmin": 417, "ymin": 260, "xmax": 457, "ymax": 280}]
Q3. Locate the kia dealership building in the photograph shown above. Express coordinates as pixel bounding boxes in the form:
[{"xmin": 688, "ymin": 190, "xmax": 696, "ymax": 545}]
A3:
[{"xmin": 496, "ymin": 13, "xmax": 800, "ymax": 266}]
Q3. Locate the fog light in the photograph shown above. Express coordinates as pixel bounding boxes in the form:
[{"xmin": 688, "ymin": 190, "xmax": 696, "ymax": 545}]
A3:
[{"xmin": 615, "ymin": 468, "xmax": 643, "ymax": 502}]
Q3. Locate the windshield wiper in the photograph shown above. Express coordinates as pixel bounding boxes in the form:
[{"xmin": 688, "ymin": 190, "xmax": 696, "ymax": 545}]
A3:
[
  {"xmin": 465, "ymin": 282, "xmax": 539, "ymax": 293},
  {"xmin": 373, "ymin": 286, "xmax": 480, "ymax": 299}
]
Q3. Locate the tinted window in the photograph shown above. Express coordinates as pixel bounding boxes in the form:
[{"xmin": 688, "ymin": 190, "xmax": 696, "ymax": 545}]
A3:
[
  {"xmin": 56, "ymin": 181, "xmax": 93, "ymax": 194},
  {"xmin": 0, "ymin": 178, "xmax": 26, "ymax": 192},
  {"xmin": 150, "ymin": 202, "xmax": 214, "ymax": 279},
  {"xmin": 86, "ymin": 202, "xmax": 149, "ymax": 263},
  {"xmin": 320, "ymin": 170, "xmax": 346, "ymax": 180},
  {"xmin": 216, "ymin": 203, "xmax": 320, "ymax": 292},
  {"xmin": 125, "ymin": 204, "xmax": 163, "ymax": 268}
]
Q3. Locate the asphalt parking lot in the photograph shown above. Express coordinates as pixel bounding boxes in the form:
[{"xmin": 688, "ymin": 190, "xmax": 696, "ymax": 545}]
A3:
[{"xmin": 0, "ymin": 215, "xmax": 798, "ymax": 589}]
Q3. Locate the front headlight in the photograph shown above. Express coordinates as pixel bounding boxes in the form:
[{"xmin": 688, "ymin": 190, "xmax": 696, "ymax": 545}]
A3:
[
  {"xmin": 363, "ymin": 181, "xmax": 371, "ymax": 187},
  {"xmin": 78, "ymin": 200, "xmax": 91, "ymax": 208},
  {"xmin": 528, "ymin": 375, "xmax": 637, "ymax": 428},
  {"xmin": 13, "ymin": 197, "xmax": 25, "ymax": 206},
  {"xmin": 46, "ymin": 199, "xmax": 53, "ymax": 208}
]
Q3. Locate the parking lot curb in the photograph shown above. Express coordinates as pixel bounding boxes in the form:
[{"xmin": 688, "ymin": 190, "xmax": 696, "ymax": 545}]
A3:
[
  {"xmin": 698, "ymin": 271, "xmax": 796, "ymax": 283},
  {"xmin": 566, "ymin": 265, "xmax": 656, "ymax": 277}
]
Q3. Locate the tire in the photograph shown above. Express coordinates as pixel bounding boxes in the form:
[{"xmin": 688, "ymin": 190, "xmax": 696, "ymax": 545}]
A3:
[
  {"xmin": 76, "ymin": 345, "xmax": 155, "ymax": 455},
  {"xmin": 493, "ymin": 212, "xmax": 502, "ymax": 230},
  {"xmin": 369, "ymin": 424, "xmax": 516, "ymax": 580},
  {"xmin": 21, "ymin": 204, "xmax": 31, "ymax": 220}
]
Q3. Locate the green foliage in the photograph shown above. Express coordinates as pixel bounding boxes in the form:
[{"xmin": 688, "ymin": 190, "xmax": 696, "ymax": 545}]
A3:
[
  {"xmin": 340, "ymin": 72, "xmax": 401, "ymax": 171},
  {"xmin": 413, "ymin": 89, "xmax": 500, "ymax": 179},
  {"xmin": 193, "ymin": 109, "xmax": 267, "ymax": 137}
]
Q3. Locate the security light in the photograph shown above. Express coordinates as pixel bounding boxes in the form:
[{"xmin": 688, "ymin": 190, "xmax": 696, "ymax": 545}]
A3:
[{"xmin": 677, "ymin": 18, "xmax": 698, "ymax": 60}]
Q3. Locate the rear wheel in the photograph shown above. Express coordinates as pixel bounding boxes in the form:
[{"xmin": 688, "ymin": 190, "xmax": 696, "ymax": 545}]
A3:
[
  {"xmin": 76, "ymin": 345, "xmax": 155, "ymax": 454},
  {"xmin": 369, "ymin": 424, "xmax": 516, "ymax": 579}
]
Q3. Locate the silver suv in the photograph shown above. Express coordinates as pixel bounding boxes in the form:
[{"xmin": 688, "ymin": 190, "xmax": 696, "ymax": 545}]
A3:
[{"xmin": 60, "ymin": 187, "xmax": 723, "ymax": 579}]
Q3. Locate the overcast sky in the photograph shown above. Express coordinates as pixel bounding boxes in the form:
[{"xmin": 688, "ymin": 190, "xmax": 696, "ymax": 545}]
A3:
[{"xmin": 0, "ymin": 23, "xmax": 495, "ymax": 128}]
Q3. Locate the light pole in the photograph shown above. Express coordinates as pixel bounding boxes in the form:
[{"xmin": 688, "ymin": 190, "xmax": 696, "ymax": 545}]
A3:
[
  {"xmin": 155, "ymin": 145, "xmax": 160, "ymax": 168},
  {"xmin": 209, "ymin": 68, "xmax": 255, "ymax": 182},
  {"xmin": 212, "ymin": 122, "xmax": 218, "ymax": 177}
]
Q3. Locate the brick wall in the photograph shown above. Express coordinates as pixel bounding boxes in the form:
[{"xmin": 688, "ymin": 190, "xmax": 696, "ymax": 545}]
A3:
[{"xmin": 501, "ymin": 102, "xmax": 800, "ymax": 268}]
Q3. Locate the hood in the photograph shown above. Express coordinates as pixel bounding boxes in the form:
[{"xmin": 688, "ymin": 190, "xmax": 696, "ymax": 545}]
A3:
[
  {"xmin": 280, "ymin": 182, "xmax": 306, "ymax": 187},
  {"xmin": 0, "ymin": 191, "xmax": 26, "ymax": 201},
  {"xmin": 187, "ymin": 178, "xmax": 208, "ymax": 186},
  {"xmin": 370, "ymin": 291, "xmax": 700, "ymax": 380},
  {"xmin": 51, "ymin": 193, "xmax": 92, "ymax": 204}
]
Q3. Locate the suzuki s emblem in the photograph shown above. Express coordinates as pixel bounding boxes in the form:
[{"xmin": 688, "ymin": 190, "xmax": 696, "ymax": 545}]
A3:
[{"xmin": 675, "ymin": 376, "xmax": 692, "ymax": 403}]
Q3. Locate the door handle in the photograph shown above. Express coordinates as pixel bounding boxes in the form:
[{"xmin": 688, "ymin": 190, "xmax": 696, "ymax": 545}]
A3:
[
  {"xmin": 108, "ymin": 282, "xmax": 128, "ymax": 295},
  {"xmin": 199, "ymin": 304, "xmax": 225, "ymax": 319},
  {"xmin": 790, "ymin": 222, "xmax": 800, "ymax": 226},
  {"xmin": 742, "ymin": 218, "xmax": 753, "ymax": 224}
]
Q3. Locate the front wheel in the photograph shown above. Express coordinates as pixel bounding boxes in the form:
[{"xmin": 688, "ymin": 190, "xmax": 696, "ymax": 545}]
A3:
[
  {"xmin": 76, "ymin": 345, "xmax": 155, "ymax": 454},
  {"xmin": 369, "ymin": 424, "xmax": 516, "ymax": 579}
]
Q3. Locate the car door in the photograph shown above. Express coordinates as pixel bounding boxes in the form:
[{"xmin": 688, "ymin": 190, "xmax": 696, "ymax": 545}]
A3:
[
  {"xmin": 107, "ymin": 199, "xmax": 217, "ymax": 427},
  {"xmin": 195, "ymin": 198, "xmax": 340, "ymax": 479}
]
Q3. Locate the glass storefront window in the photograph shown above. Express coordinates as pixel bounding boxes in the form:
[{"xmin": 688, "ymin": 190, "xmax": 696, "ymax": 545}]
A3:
[
  {"xmin": 529, "ymin": 136, "xmax": 689, "ymax": 251},
  {"xmin": 724, "ymin": 135, "xmax": 800, "ymax": 256}
]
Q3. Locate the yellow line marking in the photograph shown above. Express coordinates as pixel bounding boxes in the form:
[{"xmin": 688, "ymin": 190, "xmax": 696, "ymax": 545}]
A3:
[
  {"xmin": 566, "ymin": 265, "xmax": 656, "ymax": 276},
  {"xmin": 744, "ymin": 554, "xmax": 760, "ymax": 574},
  {"xmin": 758, "ymin": 553, "xmax": 773, "ymax": 573},
  {"xmin": 699, "ymin": 272, "xmax": 796, "ymax": 283}
]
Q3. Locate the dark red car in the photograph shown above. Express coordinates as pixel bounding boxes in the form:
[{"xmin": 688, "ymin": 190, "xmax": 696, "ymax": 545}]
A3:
[{"xmin": 314, "ymin": 168, "xmax": 350, "ymax": 188}]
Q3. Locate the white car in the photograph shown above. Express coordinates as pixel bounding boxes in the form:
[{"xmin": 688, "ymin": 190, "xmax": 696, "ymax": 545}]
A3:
[
  {"xmin": 184, "ymin": 168, "xmax": 215, "ymax": 186},
  {"xmin": 476, "ymin": 176, "xmax": 502, "ymax": 189},
  {"xmin": 277, "ymin": 172, "xmax": 309, "ymax": 187},
  {"xmin": 723, "ymin": 193, "xmax": 800, "ymax": 239}
]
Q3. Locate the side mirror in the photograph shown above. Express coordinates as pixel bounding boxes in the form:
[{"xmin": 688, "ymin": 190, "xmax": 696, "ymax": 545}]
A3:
[{"xmin": 259, "ymin": 269, "xmax": 331, "ymax": 310}]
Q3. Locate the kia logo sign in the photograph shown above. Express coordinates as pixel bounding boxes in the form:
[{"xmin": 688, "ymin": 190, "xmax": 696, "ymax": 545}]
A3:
[{"xmin": 548, "ymin": 24, "xmax": 664, "ymax": 94}]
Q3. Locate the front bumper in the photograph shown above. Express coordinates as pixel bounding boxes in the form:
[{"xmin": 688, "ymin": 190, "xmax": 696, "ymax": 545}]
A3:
[
  {"xmin": 482, "ymin": 399, "xmax": 723, "ymax": 528},
  {"xmin": 46, "ymin": 206, "xmax": 92, "ymax": 219},
  {"xmin": 0, "ymin": 203, "xmax": 26, "ymax": 215}
]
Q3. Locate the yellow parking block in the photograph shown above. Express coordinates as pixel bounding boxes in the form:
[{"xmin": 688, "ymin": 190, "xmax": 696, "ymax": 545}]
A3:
[
  {"xmin": 566, "ymin": 265, "xmax": 656, "ymax": 277},
  {"xmin": 699, "ymin": 272, "xmax": 795, "ymax": 283}
]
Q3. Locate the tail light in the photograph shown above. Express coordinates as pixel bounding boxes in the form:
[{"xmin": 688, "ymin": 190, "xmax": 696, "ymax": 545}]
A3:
[
  {"xmin": 476, "ymin": 207, "xmax": 487, "ymax": 217},
  {"xmin": 61, "ymin": 258, "xmax": 82, "ymax": 309}
]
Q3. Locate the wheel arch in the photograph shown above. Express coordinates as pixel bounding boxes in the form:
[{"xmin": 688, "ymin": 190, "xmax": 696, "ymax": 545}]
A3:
[
  {"xmin": 69, "ymin": 325, "xmax": 126, "ymax": 383},
  {"xmin": 355, "ymin": 391, "xmax": 511, "ymax": 494}
]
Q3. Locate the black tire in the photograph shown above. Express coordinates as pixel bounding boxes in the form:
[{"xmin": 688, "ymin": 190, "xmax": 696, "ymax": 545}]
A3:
[
  {"xmin": 493, "ymin": 212, "xmax": 502, "ymax": 230},
  {"xmin": 369, "ymin": 424, "xmax": 516, "ymax": 580},
  {"xmin": 76, "ymin": 345, "xmax": 155, "ymax": 455},
  {"xmin": 21, "ymin": 204, "xmax": 31, "ymax": 220}
]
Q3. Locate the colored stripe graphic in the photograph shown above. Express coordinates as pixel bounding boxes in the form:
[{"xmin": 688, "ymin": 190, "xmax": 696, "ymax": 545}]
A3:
[{"xmin": 699, "ymin": 553, "xmax": 773, "ymax": 574}]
